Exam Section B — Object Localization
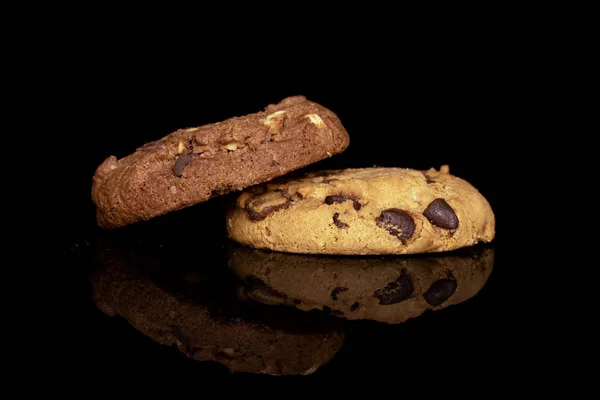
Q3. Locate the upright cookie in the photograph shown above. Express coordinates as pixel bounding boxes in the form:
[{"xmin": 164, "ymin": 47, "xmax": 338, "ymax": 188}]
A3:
[
  {"xmin": 91, "ymin": 238, "xmax": 345, "ymax": 376},
  {"xmin": 92, "ymin": 96, "xmax": 350, "ymax": 229},
  {"xmin": 227, "ymin": 166, "xmax": 495, "ymax": 255},
  {"xmin": 229, "ymin": 245, "xmax": 494, "ymax": 324}
]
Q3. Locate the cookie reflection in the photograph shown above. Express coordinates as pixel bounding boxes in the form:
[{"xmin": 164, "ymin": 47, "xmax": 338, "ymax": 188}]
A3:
[
  {"xmin": 91, "ymin": 238, "xmax": 344, "ymax": 376},
  {"xmin": 228, "ymin": 245, "xmax": 494, "ymax": 324}
]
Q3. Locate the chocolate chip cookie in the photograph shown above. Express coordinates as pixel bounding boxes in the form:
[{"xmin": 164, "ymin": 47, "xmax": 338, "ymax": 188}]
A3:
[
  {"xmin": 92, "ymin": 96, "xmax": 350, "ymax": 229},
  {"xmin": 228, "ymin": 245, "xmax": 494, "ymax": 324},
  {"xmin": 92, "ymin": 238, "xmax": 345, "ymax": 375},
  {"xmin": 226, "ymin": 166, "xmax": 495, "ymax": 255}
]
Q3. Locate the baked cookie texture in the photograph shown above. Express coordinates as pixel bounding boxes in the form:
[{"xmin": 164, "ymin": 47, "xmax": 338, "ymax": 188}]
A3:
[
  {"xmin": 92, "ymin": 96, "xmax": 350, "ymax": 229},
  {"xmin": 228, "ymin": 245, "xmax": 494, "ymax": 324},
  {"xmin": 92, "ymin": 239, "xmax": 345, "ymax": 376},
  {"xmin": 227, "ymin": 166, "xmax": 495, "ymax": 255}
]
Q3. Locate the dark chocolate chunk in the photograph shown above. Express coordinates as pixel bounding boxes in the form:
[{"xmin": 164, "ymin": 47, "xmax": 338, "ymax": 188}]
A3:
[
  {"xmin": 174, "ymin": 152, "xmax": 193, "ymax": 177},
  {"xmin": 421, "ymin": 171, "xmax": 435, "ymax": 184},
  {"xmin": 375, "ymin": 208, "xmax": 416, "ymax": 243},
  {"xmin": 270, "ymin": 160, "xmax": 278, "ymax": 166},
  {"xmin": 350, "ymin": 302, "xmax": 359, "ymax": 311},
  {"xmin": 423, "ymin": 199, "xmax": 459, "ymax": 229},
  {"xmin": 423, "ymin": 278, "xmax": 457, "ymax": 306},
  {"xmin": 333, "ymin": 213, "xmax": 349, "ymax": 229},
  {"xmin": 245, "ymin": 195, "xmax": 291, "ymax": 221},
  {"xmin": 243, "ymin": 277, "xmax": 288, "ymax": 300},
  {"xmin": 331, "ymin": 287, "xmax": 348, "ymax": 300},
  {"xmin": 325, "ymin": 195, "xmax": 361, "ymax": 210},
  {"xmin": 322, "ymin": 306, "xmax": 332, "ymax": 314},
  {"xmin": 374, "ymin": 271, "xmax": 414, "ymax": 305}
]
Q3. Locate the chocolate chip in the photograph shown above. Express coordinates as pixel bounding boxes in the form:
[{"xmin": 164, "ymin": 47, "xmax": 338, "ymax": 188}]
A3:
[
  {"xmin": 323, "ymin": 306, "xmax": 332, "ymax": 313},
  {"xmin": 374, "ymin": 271, "xmax": 414, "ymax": 305},
  {"xmin": 245, "ymin": 194, "xmax": 291, "ymax": 221},
  {"xmin": 423, "ymin": 199, "xmax": 459, "ymax": 229},
  {"xmin": 243, "ymin": 277, "xmax": 288, "ymax": 300},
  {"xmin": 331, "ymin": 287, "xmax": 348, "ymax": 300},
  {"xmin": 325, "ymin": 195, "xmax": 361, "ymax": 210},
  {"xmin": 421, "ymin": 172, "xmax": 435, "ymax": 184},
  {"xmin": 323, "ymin": 178, "xmax": 339, "ymax": 183},
  {"xmin": 350, "ymin": 302, "xmax": 359, "ymax": 311},
  {"xmin": 174, "ymin": 152, "xmax": 193, "ymax": 177},
  {"xmin": 172, "ymin": 326, "xmax": 191, "ymax": 351},
  {"xmin": 271, "ymin": 160, "xmax": 278, "ymax": 166},
  {"xmin": 423, "ymin": 278, "xmax": 457, "ymax": 306},
  {"xmin": 333, "ymin": 213, "xmax": 349, "ymax": 229},
  {"xmin": 375, "ymin": 208, "xmax": 416, "ymax": 243}
]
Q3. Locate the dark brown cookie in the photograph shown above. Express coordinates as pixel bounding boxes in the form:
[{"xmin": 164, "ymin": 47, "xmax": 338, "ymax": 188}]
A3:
[
  {"xmin": 92, "ymin": 96, "xmax": 350, "ymax": 229},
  {"xmin": 91, "ymin": 239, "xmax": 345, "ymax": 376},
  {"xmin": 228, "ymin": 245, "xmax": 494, "ymax": 324}
]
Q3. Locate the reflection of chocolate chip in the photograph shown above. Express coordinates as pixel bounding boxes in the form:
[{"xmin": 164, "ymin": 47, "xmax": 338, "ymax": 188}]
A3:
[
  {"xmin": 322, "ymin": 306, "xmax": 344, "ymax": 316},
  {"xmin": 423, "ymin": 278, "xmax": 457, "ymax": 306},
  {"xmin": 423, "ymin": 199, "xmax": 459, "ymax": 229},
  {"xmin": 375, "ymin": 208, "xmax": 416, "ymax": 243},
  {"xmin": 172, "ymin": 326, "xmax": 191, "ymax": 351},
  {"xmin": 245, "ymin": 195, "xmax": 291, "ymax": 221},
  {"xmin": 331, "ymin": 287, "xmax": 348, "ymax": 300},
  {"xmin": 325, "ymin": 195, "xmax": 361, "ymax": 210},
  {"xmin": 243, "ymin": 277, "xmax": 288, "ymax": 300},
  {"xmin": 374, "ymin": 271, "xmax": 414, "ymax": 305},
  {"xmin": 333, "ymin": 213, "xmax": 349, "ymax": 229},
  {"xmin": 350, "ymin": 302, "xmax": 359, "ymax": 311},
  {"xmin": 174, "ymin": 152, "xmax": 193, "ymax": 177}
]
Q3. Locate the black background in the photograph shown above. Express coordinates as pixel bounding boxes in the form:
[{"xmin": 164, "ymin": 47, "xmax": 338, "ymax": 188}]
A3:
[{"xmin": 58, "ymin": 49, "xmax": 531, "ymax": 387}]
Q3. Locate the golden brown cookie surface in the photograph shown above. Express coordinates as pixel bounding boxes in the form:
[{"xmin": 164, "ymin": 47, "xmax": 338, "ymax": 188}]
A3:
[{"xmin": 227, "ymin": 166, "xmax": 495, "ymax": 255}]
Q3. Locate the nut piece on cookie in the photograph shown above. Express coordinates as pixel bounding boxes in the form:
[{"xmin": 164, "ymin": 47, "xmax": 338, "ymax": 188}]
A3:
[
  {"xmin": 263, "ymin": 110, "xmax": 287, "ymax": 134},
  {"xmin": 305, "ymin": 114, "xmax": 325, "ymax": 127}
]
